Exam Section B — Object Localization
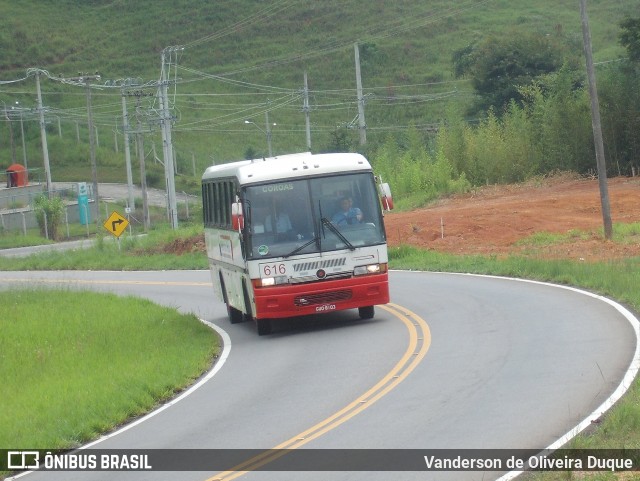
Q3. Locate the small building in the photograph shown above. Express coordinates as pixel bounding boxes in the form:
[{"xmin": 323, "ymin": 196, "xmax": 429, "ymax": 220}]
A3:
[{"xmin": 5, "ymin": 163, "xmax": 28, "ymax": 187}]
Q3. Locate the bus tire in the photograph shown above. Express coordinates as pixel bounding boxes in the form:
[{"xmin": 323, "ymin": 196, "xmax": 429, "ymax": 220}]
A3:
[
  {"xmin": 228, "ymin": 305, "xmax": 244, "ymax": 324},
  {"xmin": 242, "ymin": 281, "xmax": 253, "ymax": 322},
  {"xmin": 358, "ymin": 306, "xmax": 375, "ymax": 320},
  {"xmin": 220, "ymin": 274, "xmax": 243, "ymax": 324},
  {"xmin": 256, "ymin": 318, "xmax": 272, "ymax": 336}
]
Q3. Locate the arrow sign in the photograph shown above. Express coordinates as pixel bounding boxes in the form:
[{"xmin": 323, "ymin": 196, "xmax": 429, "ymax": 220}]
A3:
[
  {"xmin": 111, "ymin": 218, "xmax": 124, "ymax": 231},
  {"xmin": 103, "ymin": 211, "xmax": 129, "ymax": 238}
]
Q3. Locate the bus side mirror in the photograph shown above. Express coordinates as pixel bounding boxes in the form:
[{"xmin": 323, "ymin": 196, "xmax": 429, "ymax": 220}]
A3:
[
  {"xmin": 378, "ymin": 182, "xmax": 394, "ymax": 211},
  {"xmin": 232, "ymin": 202, "xmax": 244, "ymax": 231}
]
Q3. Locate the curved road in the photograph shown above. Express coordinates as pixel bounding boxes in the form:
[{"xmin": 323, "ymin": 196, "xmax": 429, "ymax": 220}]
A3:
[{"xmin": 2, "ymin": 270, "xmax": 638, "ymax": 481}]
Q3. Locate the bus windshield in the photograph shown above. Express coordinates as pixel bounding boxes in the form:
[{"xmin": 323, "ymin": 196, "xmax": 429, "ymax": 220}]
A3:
[{"xmin": 244, "ymin": 172, "xmax": 386, "ymax": 260}]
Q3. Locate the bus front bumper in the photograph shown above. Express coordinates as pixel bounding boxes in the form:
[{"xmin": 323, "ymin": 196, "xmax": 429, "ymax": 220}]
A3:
[{"xmin": 253, "ymin": 273, "xmax": 389, "ymax": 319}]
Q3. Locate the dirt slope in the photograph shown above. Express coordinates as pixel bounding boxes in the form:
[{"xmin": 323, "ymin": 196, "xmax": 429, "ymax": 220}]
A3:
[{"xmin": 383, "ymin": 175, "xmax": 640, "ymax": 261}]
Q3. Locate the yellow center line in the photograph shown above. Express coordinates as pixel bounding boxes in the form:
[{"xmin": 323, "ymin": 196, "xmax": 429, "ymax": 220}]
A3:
[{"xmin": 207, "ymin": 302, "xmax": 431, "ymax": 481}]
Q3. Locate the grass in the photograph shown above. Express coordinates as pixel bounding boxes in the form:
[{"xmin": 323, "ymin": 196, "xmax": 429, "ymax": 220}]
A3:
[
  {"xmin": 515, "ymin": 231, "xmax": 585, "ymax": 247},
  {"xmin": 612, "ymin": 222, "xmax": 640, "ymax": 243},
  {"xmin": 0, "ymin": 230, "xmax": 54, "ymax": 249},
  {"xmin": 0, "ymin": 223, "xmax": 102, "ymax": 247},
  {"xmin": 516, "ymin": 223, "xmax": 640, "ymax": 249},
  {"xmin": 0, "ymin": 289, "xmax": 218, "ymax": 449},
  {"xmin": 390, "ymin": 245, "xmax": 640, "ymax": 308},
  {"xmin": 0, "ymin": 224, "xmax": 208, "ymax": 271}
]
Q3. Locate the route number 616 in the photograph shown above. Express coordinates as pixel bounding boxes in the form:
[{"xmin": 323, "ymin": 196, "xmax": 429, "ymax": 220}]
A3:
[{"xmin": 262, "ymin": 263, "xmax": 287, "ymax": 277}]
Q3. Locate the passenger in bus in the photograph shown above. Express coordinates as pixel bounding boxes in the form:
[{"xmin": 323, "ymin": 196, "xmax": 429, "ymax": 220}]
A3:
[
  {"xmin": 265, "ymin": 210, "xmax": 293, "ymax": 235},
  {"xmin": 332, "ymin": 196, "xmax": 363, "ymax": 226}
]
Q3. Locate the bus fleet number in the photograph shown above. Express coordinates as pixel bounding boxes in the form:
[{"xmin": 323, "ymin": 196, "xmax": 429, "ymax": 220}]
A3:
[{"xmin": 262, "ymin": 263, "xmax": 287, "ymax": 277}]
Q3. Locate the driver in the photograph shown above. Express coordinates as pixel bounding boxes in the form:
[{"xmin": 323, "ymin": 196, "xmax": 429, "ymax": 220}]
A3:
[{"xmin": 331, "ymin": 197, "xmax": 363, "ymax": 226}]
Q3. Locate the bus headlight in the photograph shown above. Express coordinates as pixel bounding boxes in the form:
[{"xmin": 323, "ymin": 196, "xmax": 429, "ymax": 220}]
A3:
[
  {"xmin": 353, "ymin": 263, "xmax": 387, "ymax": 276},
  {"xmin": 253, "ymin": 276, "xmax": 289, "ymax": 288}
]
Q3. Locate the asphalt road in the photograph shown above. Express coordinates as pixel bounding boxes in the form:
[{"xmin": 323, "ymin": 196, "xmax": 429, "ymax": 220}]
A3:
[
  {"xmin": 2, "ymin": 270, "xmax": 638, "ymax": 481},
  {"xmin": 52, "ymin": 182, "xmax": 183, "ymax": 208}
]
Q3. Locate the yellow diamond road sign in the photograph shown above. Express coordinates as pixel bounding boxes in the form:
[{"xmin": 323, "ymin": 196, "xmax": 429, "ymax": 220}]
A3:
[{"xmin": 103, "ymin": 211, "xmax": 129, "ymax": 238}]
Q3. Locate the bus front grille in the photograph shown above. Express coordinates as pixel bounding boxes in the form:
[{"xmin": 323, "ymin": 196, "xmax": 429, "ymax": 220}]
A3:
[
  {"xmin": 293, "ymin": 257, "xmax": 346, "ymax": 272},
  {"xmin": 294, "ymin": 290, "xmax": 352, "ymax": 306},
  {"xmin": 290, "ymin": 272, "xmax": 352, "ymax": 284}
]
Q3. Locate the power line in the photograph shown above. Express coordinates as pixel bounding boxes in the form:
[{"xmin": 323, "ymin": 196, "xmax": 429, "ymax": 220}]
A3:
[
  {"xmin": 181, "ymin": 0, "xmax": 299, "ymax": 50},
  {"xmin": 177, "ymin": 92, "xmax": 303, "ymax": 129},
  {"xmin": 184, "ymin": 0, "xmax": 493, "ymax": 79}
]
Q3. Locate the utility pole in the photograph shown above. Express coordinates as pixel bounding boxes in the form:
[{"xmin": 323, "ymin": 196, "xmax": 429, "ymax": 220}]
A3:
[
  {"xmin": 33, "ymin": 70, "xmax": 52, "ymax": 196},
  {"xmin": 580, "ymin": 0, "xmax": 612, "ymax": 240},
  {"xmin": 113, "ymin": 118, "xmax": 119, "ymax": 154},
  {"xmin": 84, "ymin": 75, "xmax": 101, "ymax": 224},
  {"xmin": 68, "ymin": 73, "xmax": 101, "ymax": 223},
  {"xmin": 121, "ymin": 89, "xmax": 135, "ymax": 211},
  {"xmin": 17, "ymin": 105, "xmax": 27, "ymax": 169},
  {"xmin": 160, "ymin": 48, "xmax": 178, "ymax": 229},
  {"xmin": 244, "ymin": 118, "xmax": 275, "ymax": 157},
  {"xmin": 354, "ymin": 42, "xmax": 367, "ymax": 146},
  {"xmin": 133, "ymin": 91, "xmax": 151, "ymax": 231},
  {"xmin": 265, "ymin": 109, "xmax": 273, "ymax": 157},
  {"xmin": 303, "ymin": 71, "xmax": 311, "ymax": 150},
  {"xmin": 3, "ymin": 103, "xmax": 16, "ymax": 165}
]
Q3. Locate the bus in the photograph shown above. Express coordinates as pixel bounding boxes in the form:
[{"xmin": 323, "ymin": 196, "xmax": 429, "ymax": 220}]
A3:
[{"xmin": 202, "ymin": 152, "xmax": 393, "ymax": 335}]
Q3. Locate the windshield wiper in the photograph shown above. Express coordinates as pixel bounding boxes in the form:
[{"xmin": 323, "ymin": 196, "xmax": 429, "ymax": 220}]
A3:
[
  {"xmin": 283, "ymin": 236, "xmax": 319, "ymax": 258},
  {"xmin": 321, "ymin": 217, "xmax": 356, "ymax": 251}
]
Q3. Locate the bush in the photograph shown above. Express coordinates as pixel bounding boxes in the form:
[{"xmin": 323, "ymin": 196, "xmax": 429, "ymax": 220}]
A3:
[
  {"xmin": 34, "ymin": 194, "xmax": 66, "ymax": 240},
  {"xmin": 370, "ymin": 129, "xmax": 470, "ymax": 208}
]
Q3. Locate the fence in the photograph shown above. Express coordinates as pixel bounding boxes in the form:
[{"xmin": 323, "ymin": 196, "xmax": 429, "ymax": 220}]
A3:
[
  {"xmin": 0, "ymin": 184, "xmax": 43, "ymax": 210},
  {"xmin": 0, "ymin": 183, "xmax": 98, "ymax": 238},
  {"xmin": 1, "ymin": 182, "xmax": 201, "ymax": 240}
]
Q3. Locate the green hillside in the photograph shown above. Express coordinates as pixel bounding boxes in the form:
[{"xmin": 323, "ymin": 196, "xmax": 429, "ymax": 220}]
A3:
[{"xmin": 0, "ymin": 0, "xmax": 636, "ymax": 187}]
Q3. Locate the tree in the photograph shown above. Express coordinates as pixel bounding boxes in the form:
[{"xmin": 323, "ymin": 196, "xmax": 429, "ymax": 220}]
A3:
[
  {"xmin": 619, "ymin": 17, "xmax": 640, "ymax": 62},
  {"xmin": 244, "ymin": 146, "xmax": 257, "ymax": 160},
  {"xmin": 452, "ymin": 30, "xmax": 570, "ymax": 114},
  {"xmin": 602, "ymin": 17, "xmax": 640, "ymax": 175},
  {"xmin": 451, "ymin": 43, "xmax": 476, "ymax": 79},
  {"xmin": 324, "ymin": 127, "xmax": 353, "ymax": 153},
  {"xmin": 598, "ymin": 62, "xmax": 640, "ymax": 175}
]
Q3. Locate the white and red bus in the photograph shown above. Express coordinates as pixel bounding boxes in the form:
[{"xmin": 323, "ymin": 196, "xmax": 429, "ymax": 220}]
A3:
[{"xmin": 202, "ymin": 152, "xmax": 393, "ymax": 335}]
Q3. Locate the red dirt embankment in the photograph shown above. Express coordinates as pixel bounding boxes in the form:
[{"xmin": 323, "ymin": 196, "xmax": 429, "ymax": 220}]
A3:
[{"xmin": 383, "ymin": 175, "xmax": 640, "ymax": 261}]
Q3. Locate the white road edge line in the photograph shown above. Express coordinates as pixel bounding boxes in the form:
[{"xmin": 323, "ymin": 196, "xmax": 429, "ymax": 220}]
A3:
[
  {"xmin": 8, "ymin": 319, "xmax": 231, "ymax": 480},
  {"xmin": 398, "ymin": 270, "xmax": 640, "ymax": 481}
]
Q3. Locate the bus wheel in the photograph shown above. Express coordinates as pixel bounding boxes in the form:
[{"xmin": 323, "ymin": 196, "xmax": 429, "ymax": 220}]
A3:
[
  {"xmin": 256, "ymin": 318, "xmax": 272, "ymax": 336},
  {"xmin": 242, "ymin": 282, "xmax": 253, "ymax": 323},
  {"xmin": 220, "ymin": 274, "xmax": 243, "ymax": 324},
  {"xmin": 358, "ymin": 306, "xmax": 375, "ymax": 320},
  {"xmin": 227, "ymin": 305, "xmax": 244, "ymax": 324}
]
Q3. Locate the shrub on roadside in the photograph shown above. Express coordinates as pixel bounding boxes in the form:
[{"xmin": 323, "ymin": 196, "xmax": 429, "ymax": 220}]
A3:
[{"xmin": 33, "ymin": 194, "xmax": 65, "ymax": 240}]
